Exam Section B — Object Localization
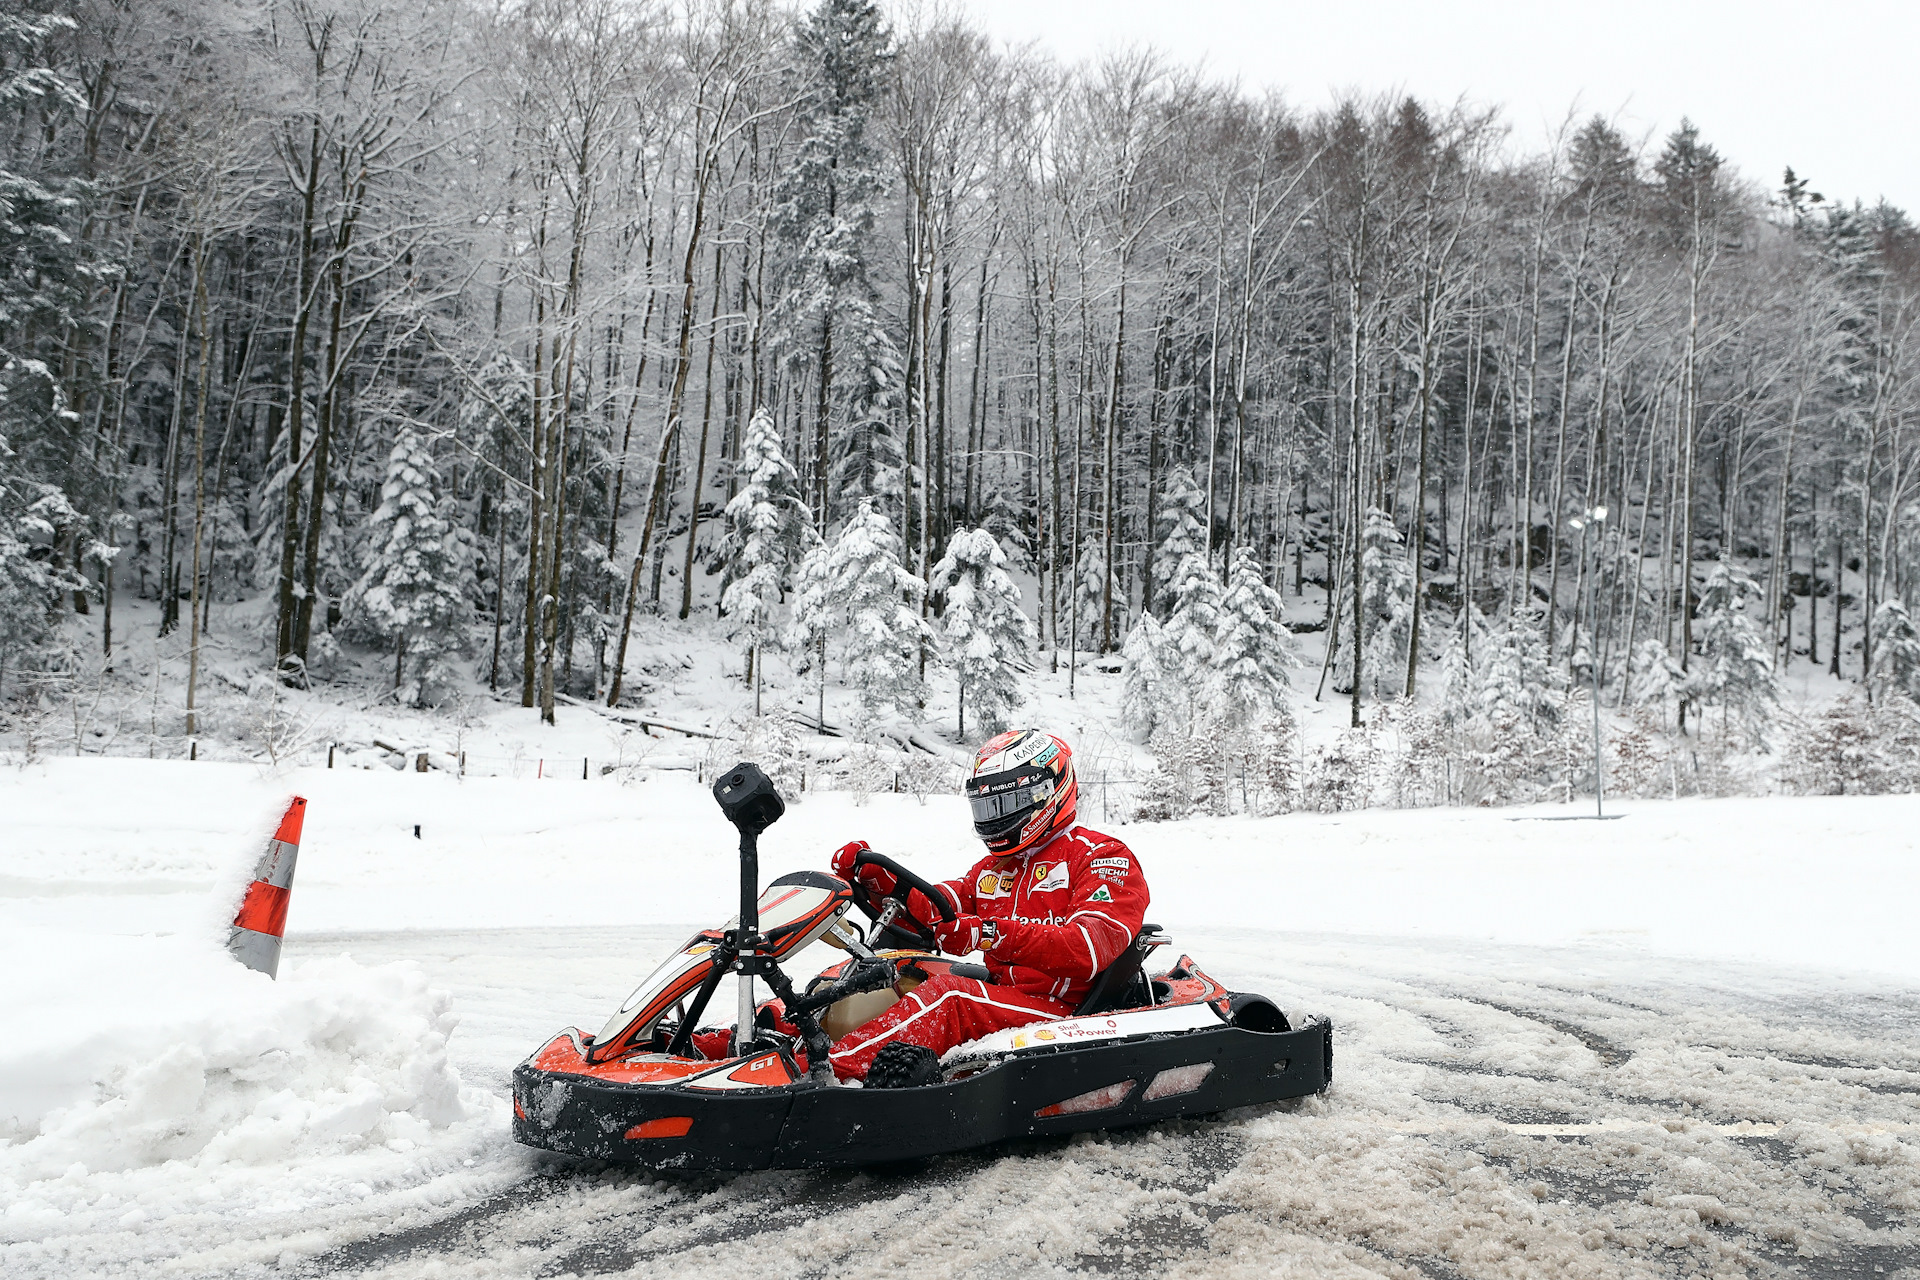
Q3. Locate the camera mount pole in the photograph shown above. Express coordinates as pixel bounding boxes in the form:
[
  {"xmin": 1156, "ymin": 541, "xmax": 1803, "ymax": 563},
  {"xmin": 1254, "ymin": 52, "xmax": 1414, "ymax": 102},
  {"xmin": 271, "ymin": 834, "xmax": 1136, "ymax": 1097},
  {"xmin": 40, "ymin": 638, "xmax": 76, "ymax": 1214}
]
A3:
[
  {"xmin": 712, "ymin": 763, "xmax": 785, "ymax": 1054},
  {"xmin": 736, "ymin": 822, "xmax": 760, "ymax": 1049}
]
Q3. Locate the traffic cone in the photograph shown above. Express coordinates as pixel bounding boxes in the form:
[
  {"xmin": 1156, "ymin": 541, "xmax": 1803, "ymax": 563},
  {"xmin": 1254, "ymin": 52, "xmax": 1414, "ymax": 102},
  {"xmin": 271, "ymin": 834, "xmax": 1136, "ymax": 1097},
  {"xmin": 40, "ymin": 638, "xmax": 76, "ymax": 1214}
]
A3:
[{"xmin": 226, "ymin": 796, "xmax": 306, "ymax": 979}]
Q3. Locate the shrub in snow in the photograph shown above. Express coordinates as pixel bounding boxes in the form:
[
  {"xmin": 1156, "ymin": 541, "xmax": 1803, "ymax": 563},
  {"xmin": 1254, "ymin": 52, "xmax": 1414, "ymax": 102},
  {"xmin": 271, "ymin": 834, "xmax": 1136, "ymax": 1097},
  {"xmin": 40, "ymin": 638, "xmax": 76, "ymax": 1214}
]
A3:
[
  {"xmin": 1233, "ymin": 720, "xmax": 1299, "ymax": 816},
  {"xmin": 1608, "ymin": 707, "xmax": 1677, "ymax": 800},
  {"xmin": 719, "ymin": 409, "xmax": 817, "ymax": 701},
  {"xmin": 930, "ymin": 527, "xmax": 1033, "ymax": 736},
  {"xmin": 1375, "ymin": 704, "xmax": 1451, "ymax": 808},
  {"xmin": 1686, "ymin": 560, "xmax": 1778, "ymax": 748},
  {"xmin": 1784, "ymin": 695, "xmax": 1920, "ymax": 795},
  {"xmin": 1303, "ymin": 729, "xmax": 1375, "ymax": 812},
  {"xmin": 706, "ymin": 711, "xmax": 808, "ymax": 803},
  {"xmin": 342, "ymin": 430, "xmax": 474, "ymax": 707},
  {"xmin": 1133, "ymin": 727, "xmax": 1225, "ymax": 821},
  {"xmin": 1870, "ymin": 599, "xmax": 1920, "ymax": 703},
  {"xmin": 897, "ymin": 749, "xmax": 966, "ymax": 802}
]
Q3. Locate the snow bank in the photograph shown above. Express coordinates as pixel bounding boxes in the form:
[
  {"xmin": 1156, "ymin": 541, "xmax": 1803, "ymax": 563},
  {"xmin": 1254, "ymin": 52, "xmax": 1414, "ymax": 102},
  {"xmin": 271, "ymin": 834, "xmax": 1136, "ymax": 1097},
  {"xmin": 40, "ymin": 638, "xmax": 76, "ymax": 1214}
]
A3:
[{"xmin": 0, "ymin": 929, "xmax": 504, "ymax": 1276}]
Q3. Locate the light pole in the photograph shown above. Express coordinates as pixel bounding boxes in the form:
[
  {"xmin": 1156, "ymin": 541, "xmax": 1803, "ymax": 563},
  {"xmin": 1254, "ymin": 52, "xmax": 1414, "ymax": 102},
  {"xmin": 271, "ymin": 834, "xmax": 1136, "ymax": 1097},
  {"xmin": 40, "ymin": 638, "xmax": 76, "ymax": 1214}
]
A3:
[{"xmin": 1568, "ymin": 507, "xmax": 1608, "ymax": 817}]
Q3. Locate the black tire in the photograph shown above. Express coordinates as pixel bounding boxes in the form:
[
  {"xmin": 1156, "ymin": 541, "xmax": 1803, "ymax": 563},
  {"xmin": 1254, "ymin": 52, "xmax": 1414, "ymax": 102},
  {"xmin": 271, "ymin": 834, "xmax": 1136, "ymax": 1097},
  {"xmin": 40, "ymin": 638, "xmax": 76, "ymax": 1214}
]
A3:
[{"xmin": 866, "ymin": 1042, "xmax": 940, "ymax": 1089}]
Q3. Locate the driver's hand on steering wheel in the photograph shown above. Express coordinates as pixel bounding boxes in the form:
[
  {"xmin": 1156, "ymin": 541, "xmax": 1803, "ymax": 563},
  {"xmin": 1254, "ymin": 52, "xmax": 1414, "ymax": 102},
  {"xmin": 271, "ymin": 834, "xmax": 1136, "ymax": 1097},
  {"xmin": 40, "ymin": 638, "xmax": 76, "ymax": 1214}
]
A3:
[
  {"xmin": 935, "ymin": 914, "xmax": 988, "ymax": 956},
  {"xmin": 831, "ymin": 840, "xmax": 896, "ymax": 898}
]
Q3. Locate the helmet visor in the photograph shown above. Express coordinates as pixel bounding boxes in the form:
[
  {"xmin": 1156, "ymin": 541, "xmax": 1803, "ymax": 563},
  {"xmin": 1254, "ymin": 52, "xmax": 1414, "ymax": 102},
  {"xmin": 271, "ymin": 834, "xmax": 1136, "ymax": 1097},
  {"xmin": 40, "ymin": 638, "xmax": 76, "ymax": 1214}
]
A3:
[{"xmin": 966, "ymin": 773, "xmax": 1055, "ymax": 829}]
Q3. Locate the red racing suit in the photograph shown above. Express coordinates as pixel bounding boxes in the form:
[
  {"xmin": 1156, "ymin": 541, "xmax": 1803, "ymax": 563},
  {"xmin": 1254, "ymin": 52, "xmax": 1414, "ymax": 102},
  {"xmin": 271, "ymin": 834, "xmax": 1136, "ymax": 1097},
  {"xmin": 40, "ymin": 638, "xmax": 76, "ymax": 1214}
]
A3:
[{"xmin": 828, "ymin": 825, "xmax": 1148, "ymax": 1080}]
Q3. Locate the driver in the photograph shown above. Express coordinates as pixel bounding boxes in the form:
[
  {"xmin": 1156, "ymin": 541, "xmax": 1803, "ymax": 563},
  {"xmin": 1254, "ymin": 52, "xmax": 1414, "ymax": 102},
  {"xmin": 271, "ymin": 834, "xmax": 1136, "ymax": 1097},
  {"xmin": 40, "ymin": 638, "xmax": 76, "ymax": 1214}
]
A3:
[{"xmin": 824, "ymin": 729, "xmax": 1149, "ymax": 1087}]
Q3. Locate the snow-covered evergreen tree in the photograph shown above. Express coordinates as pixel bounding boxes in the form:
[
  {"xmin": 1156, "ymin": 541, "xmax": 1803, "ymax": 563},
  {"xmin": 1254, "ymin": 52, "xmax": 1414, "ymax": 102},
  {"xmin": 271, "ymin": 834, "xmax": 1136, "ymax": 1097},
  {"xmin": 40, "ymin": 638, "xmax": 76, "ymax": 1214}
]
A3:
[
  {"xmin": 720, "ymin": 409, "xmax": 816, "ymax": 707},
  {"xmin": 1070, "ymin": 542, "xmax": 1116, "ymax": 650},
  {"xmin": 1480, "ymin": 615, "xmax": 1565, "ymax": 730},
  {"xmin": 929, "ymin": 527, "xmax": 1032, "ymax": 735},
  {"xmin": 771, "ymin": 0, "xmax": 901, "ymax": 521},
  {"xmin": 1870, "ymin": 599, "xmax": 1920, "ymax": 703},
  {"xmin": 980, "ymin": 485, "xmax": 1032, "ymax": 570},
  {"xmin": 1160, "ymin": 550, "xmax": 1224, "ymax": 724},
  {"xmin": 344, "ymin": 430, "xmax": 474, "ymax": 707},
  {"xmin": 1150, "ymin": 467, "xmax": 1208, "ymax": 619},
  {"xmin": 788, "ymin": 539, "xmax": 836, "ymax": 726},
  {"xmin": 1629, "ymin": 638, "xmax": 1687, "ymax": 724},
  {"xmin": 1120, "ymin": 614, "xmax": 1170, "ymax": 744},
  {"xmin": 0, "ymin": 10, "xmax": 90, "ymax": 685},
  {"xmin": 1686, "ymin": 559, "xmax": 1777, "ymax": 747},
  {"xmin": 1211, "ymin": 545, "xmax": 1296, "ymax": 729},
  {"xmin": 1354, "ymin": 508, "xmax": 1414, "ymax": 698},
  {"xmin": 793, "ymin": 500, "xmax": 932, "ymax": 723}
]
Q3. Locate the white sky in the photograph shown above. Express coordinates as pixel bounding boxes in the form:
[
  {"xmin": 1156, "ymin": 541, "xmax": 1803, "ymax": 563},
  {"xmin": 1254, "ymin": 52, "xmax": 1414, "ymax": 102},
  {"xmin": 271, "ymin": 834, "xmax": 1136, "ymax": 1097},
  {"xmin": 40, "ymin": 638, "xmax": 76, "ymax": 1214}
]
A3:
[{"xmin": 954, "ymin": 0, "xmax": 1919, "ymax": 214}]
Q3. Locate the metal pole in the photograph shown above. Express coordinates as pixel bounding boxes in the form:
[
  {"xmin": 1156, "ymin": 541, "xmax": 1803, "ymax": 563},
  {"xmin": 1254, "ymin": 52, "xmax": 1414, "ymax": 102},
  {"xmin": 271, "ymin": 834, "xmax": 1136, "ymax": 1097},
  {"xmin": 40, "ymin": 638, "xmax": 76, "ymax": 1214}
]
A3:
[
  {"xmin": 737, "ymin": 827, "xmax": 759, "ymax": 1049},
  {"xmin": 1589, "ymin": 521, "xmax": 1605, "ymax": 817}
]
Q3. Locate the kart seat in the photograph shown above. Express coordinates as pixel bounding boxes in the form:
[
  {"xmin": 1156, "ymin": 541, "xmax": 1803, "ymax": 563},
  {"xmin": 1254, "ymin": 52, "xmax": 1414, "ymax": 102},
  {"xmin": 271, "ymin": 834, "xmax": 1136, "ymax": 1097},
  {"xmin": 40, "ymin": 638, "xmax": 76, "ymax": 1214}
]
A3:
[{"xmin": 1073, "ymin": 924, "xmax": 1165, "ymax": 1017}]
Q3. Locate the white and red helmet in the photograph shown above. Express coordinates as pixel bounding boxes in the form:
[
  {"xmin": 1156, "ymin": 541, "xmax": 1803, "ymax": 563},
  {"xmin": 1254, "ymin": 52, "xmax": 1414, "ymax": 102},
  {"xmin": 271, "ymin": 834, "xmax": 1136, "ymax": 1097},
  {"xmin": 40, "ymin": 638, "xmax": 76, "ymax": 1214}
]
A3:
[{"xmin": 966, "ymin": 730, "xmax": 1077, "ymax": 856}]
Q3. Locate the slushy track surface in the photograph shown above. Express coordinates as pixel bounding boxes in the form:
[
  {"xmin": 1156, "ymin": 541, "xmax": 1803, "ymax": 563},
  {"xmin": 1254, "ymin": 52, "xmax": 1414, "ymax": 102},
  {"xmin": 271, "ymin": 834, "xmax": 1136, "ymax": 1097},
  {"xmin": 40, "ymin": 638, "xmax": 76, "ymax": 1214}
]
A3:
[{"xmin": 292, "ymin": 925, "xmax": 1920, "ymax": 1280}]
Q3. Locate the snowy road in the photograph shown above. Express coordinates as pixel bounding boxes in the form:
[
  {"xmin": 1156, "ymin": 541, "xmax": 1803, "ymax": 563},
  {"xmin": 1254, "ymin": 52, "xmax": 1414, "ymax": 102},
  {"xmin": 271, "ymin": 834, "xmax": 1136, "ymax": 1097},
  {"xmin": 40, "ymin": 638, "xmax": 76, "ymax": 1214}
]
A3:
[
  {"xmin": 6, "ymin": 764, "xmax": 1920, "ymax": 1278},
  {"xmin": 288, "ymin": 925, "xmax": 1920, "ymax": 1280}
]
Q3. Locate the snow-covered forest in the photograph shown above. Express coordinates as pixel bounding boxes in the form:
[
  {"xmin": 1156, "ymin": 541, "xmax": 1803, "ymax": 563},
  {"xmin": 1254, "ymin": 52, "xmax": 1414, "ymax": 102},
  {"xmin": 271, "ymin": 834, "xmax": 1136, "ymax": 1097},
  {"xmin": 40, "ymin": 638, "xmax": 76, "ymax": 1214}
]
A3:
[{"xmin": 5, "ymin": 0, "xmax": 1920, "ymax": 807}]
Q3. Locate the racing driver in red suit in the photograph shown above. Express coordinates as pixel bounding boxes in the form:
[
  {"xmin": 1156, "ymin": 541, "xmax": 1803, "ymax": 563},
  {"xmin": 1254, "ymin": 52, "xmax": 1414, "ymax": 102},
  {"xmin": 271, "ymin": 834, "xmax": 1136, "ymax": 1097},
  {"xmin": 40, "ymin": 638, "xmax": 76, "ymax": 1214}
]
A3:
[{"xmin": 824, "ymin": 729, "xmax": 1149, "ymax": 1086}]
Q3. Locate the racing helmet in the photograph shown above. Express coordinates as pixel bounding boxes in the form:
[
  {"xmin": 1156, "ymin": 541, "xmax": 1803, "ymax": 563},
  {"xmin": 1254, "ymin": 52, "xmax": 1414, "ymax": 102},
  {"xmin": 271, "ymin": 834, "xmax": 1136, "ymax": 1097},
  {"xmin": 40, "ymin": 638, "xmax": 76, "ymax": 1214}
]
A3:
[{"xmin": 965, "ymin": 730, "xmax": 1077, "ymax": 856}]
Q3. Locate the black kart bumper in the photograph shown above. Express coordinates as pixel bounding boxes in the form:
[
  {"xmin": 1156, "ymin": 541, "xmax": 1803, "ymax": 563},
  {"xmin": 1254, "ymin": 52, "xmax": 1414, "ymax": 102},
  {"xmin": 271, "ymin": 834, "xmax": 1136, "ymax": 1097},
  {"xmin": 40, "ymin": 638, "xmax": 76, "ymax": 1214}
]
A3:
[{"xmin": 512, "ymin": 1017, "xmax": 1331, "ymax": 1170}]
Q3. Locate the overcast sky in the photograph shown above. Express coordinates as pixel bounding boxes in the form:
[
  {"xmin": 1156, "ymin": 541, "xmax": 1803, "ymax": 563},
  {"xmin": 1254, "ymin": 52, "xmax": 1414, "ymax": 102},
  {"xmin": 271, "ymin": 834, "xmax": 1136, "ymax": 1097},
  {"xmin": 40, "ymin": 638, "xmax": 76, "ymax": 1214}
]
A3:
[{"xmin": 956, "ymin": 0, "xmax": 1918, "ymax": 214}]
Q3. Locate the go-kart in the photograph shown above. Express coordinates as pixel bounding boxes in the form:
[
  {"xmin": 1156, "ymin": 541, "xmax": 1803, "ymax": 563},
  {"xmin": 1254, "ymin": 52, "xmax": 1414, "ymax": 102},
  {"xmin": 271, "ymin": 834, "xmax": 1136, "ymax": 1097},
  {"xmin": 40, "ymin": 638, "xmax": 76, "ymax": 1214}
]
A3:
[{"xmin": 511, "ymin": 762, "xmax": 1331, "ymax": 1170}]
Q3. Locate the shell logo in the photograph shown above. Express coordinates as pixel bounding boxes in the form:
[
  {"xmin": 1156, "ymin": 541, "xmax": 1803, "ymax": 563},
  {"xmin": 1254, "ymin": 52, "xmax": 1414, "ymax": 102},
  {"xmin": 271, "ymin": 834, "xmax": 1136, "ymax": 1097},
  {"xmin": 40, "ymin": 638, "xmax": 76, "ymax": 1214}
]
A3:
[
  {"xmin": 980, "ymin": 873, "xmax": 1000, "ymax": 895},
  {"xmin": 1035, "ymin": 1029, "xmax": 1056, "ymax": 1041}
]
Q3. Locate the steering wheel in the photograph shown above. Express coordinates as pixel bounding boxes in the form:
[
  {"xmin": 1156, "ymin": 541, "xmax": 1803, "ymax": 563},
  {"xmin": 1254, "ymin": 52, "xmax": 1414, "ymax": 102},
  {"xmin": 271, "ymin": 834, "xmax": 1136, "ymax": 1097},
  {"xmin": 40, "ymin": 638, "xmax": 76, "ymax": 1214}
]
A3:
[{"xmin": 848, "ymin": 849, "xmax": 957, "ymax": 951}]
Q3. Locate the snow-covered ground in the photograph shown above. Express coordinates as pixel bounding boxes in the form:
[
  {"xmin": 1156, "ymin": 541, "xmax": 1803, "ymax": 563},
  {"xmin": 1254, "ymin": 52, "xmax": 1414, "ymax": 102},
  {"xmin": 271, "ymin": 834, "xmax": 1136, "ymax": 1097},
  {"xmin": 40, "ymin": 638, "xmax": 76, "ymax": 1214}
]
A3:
[{"xmin": 2, "ymin": 757, "xmax": 1917, "ymax": 1277}]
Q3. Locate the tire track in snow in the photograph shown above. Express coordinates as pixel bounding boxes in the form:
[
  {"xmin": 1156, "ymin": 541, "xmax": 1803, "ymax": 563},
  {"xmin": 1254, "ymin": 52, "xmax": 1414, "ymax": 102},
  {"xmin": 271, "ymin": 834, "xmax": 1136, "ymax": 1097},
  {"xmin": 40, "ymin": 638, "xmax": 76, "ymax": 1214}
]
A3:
[{"xmin": 292, "ymin": 929, "xmax": 1920, "ymax": 1278}]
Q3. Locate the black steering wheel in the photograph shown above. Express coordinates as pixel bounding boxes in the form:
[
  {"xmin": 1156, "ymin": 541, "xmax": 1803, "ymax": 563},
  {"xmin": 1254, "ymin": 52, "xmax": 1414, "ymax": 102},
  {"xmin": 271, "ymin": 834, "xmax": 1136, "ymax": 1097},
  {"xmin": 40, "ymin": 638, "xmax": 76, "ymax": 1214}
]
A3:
[{"xmin": 848, "ymin": 849, "xmax": 957, "ymax": 951}]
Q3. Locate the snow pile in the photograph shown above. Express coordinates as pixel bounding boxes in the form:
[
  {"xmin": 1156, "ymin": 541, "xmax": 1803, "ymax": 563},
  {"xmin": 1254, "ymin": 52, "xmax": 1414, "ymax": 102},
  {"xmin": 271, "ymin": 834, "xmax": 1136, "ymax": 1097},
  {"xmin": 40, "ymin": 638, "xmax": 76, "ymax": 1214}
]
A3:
[{"xmin": 0, "ymin": 929, "xmax": 502, "ymax": 1273}]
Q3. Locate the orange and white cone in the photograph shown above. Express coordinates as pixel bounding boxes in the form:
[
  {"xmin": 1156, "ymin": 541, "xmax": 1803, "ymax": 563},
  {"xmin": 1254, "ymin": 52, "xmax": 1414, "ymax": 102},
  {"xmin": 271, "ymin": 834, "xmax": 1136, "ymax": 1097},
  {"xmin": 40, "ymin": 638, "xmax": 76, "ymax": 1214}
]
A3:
[{"xmin": 226, "ymin": 796, "xmax": 306, "ymax": 979}]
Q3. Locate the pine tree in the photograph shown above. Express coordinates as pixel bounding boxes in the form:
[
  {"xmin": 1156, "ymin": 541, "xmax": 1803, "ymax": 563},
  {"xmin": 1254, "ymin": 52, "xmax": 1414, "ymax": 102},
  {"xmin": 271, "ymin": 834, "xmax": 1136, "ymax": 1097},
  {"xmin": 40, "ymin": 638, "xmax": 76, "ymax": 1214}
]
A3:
[
  {"xmin": 1150, "ymin": 467, "xmax": 1208, "ymax": 619},
  {"xmin": 1870, "ymin": 600, "xmax": 1920, "ymax": 703},
  {"xmin": 788, "ymin": 539, "xmax": 836, "ymax": 729},
  {"xmin": 720, "ymin": 409, "xmax": 816, "ymax": 709},
  {"xmin": 929, "ymin": 527, "xmax": 1032, "ymax": 736},
  {"xmin": 1480, "ymin": 616, "xmax": 1565, "ymax": 730},
  {"xmin": 1351, "ymin": 508, "xmax": 1414, "ymax": 699},
  {"xmin": 344, "ymin": 430, "xmax": 474, "ymax": 707},
  {"xmin": 1687, "ymin": 559, "xmax": 1778, "ymax": 747},
  {"xmin": 1120, "ymin": 614, "xmax": 1170, "ymax": 744},
  {"xmin": 801, "ymin": 500, "xmax": 932, "ymax": 724},
  {"xmin": 1070, "ymin": 541, "xmax": 1115, "ymax": 650},
  {"xmin": 772, "ymin": 0, "xmax": 900, "ymax": 522},
  {"xmin": 1211, "ymin": 545, "xmax": 1297, "ymax": 729},
  {"xmin": 1160, "ymin": 549, "xmax": 1224, "ymax": 726},
  {"xmin": 0, "ymin": 9, "xmax": 91, "ymax": 687}
]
